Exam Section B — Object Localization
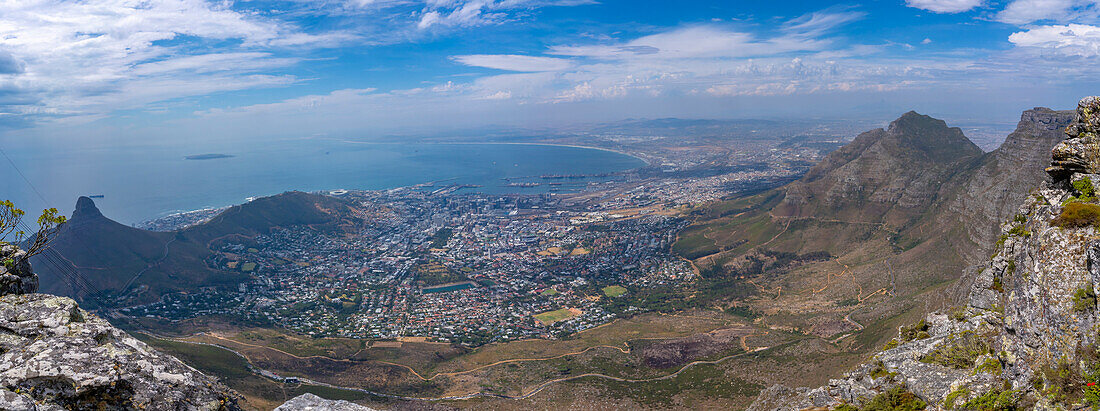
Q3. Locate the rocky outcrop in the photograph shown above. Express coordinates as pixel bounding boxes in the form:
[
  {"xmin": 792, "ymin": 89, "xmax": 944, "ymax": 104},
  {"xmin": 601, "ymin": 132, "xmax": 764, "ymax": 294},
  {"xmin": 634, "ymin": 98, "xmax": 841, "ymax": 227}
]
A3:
[
  {"xmin": 0, "ymin": 245, "xmax": 240, "ymax": 410},
  {"xmin": 1048, "ymin": 96, "xmax": 1100, "ymax": 181},
  {"xmin": 0, "ymin": 293, "xmax": 241, "ymax": 410},
  {"xmin": 275, "ymin": 393, "xmax": 377, "ymax": 411},
  {"xmin": 750, "ymin": 96, "xmax": 1100, "ymax": 410},
  {"xmin": 0, "ymin": 244, "xmax": 37, "ymax": 295}
]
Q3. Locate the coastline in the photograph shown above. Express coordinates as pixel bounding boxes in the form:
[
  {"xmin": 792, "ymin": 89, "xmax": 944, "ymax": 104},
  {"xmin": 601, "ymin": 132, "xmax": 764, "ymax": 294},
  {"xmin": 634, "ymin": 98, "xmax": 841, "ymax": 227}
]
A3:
[
  {"xmin": 438, "ymin": 142, "xmax": 652, "ymax": 166},
  {"xmin": 332, "ymin": 139, "xmax": 652, "ymax": 166},
  {"xmin": 129, "ymin": 141, "xmax": 643, "ymax": 227}
]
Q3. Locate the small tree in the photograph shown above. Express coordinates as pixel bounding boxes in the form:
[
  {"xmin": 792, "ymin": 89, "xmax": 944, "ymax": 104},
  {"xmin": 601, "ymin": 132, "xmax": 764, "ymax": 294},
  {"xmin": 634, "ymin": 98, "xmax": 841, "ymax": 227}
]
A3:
[{"xmin": 0, "ymin": 200, "xmax": 66, "ymax": 267}]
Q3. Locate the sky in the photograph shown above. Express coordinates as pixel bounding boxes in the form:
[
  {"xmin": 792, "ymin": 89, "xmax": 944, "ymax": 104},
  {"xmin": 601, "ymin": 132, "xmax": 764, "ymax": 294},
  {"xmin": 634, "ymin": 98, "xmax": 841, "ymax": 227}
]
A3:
[{"xmin": 1, "ymin": 0, "xmax": 1100, "ymax": 145}]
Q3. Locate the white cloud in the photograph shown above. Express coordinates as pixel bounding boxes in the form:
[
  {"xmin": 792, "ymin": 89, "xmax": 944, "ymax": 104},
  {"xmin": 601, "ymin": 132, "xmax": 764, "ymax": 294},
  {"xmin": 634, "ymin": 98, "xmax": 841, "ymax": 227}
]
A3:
[
  {"xmin": 548, "ymin": 26, "xmax": 825, "ymax": 60},
  {"xmin": 0, "ymin": 0, "xmax": 351, "ymax": 126},
  {"xmin": 414, "ymin": 0, "xmax": 595, "ymax": 29},
  {"xmin": 995, "ymin": 0, "xmax": 1100, "ymax": 24},
  {"xmin": 453, "ymin": 54, "xmax": 574, "ymax": 71},
  {"xmin": 905, "ymin": 0, "xmax": 983, "ymax": 13},
  {"xmin": 922, "ymin": 38, "xmax": 933, "ymax": 44},
  {"xmin": 1008, "ymin": 23, "xmax": 1100, "ymax": 56}
]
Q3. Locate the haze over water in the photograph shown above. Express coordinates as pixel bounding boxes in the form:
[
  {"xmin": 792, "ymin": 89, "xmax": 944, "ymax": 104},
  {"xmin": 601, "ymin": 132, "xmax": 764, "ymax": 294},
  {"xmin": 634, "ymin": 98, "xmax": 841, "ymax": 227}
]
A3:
[{"xmin": 1, "ymin": 139, "xmax": 645, "ymax": 225}]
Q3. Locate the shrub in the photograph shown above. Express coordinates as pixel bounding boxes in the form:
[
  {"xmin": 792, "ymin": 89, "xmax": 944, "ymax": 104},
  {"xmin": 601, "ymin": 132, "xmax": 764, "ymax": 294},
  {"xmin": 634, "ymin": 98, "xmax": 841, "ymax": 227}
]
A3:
[
  {"xmin": 1013, "ymin": 213, "xmax": 1027, "ymax": 224},
  {"xmin": 949, "ymin": 307, "xmax": 967, "ymax": 322},
  {"xmin": 1074, "ymin": 285, "xmax": 1097, "ymax": 313},
  {"xmin": 833, "ymin": 405, "xmax": 859, "ymax": 411},
  {"xmin": 0, "ymin": 200, "xmax": 66, "ymax": 262},
  {"xmin": 1074, "ymin": 177, "xmax": 1097, "ymax": 201},
  {"xmin": 869, "ymin": 361, "xmax": 897, "ymax": 381},
  {"xmin": 1007, "ymin": 225, "xmax": 1030, "ymax": 237},
  {"xmin": 990, "ymin": 276, "xmax": 1004, "ymax": 293},
  {"xmin": 883, "ymin": 339, "xmax": 899, "ymax": 350},
  {"xmin": 861, "ymin": 386, "xmax": 927, "ymax": 410},
  {"xmin": 919, "ymin": 331, "xmax": 992, "ymax": 369},
  {"xmin": 977, "ymin": 357, "xmax": 1002, "ymax": 374},
  {"xmin": 1052, "ymin": 202, "xmax": 1100, "ymax": 228},
  {"xmin": 943, "ymin": 387, "xmax": 969, "ymax": 409},
  {"xmin": 961, "ymin": 389, "xmax": 1018, "ymax": 411},
  {"xmin": 899, "ymin": 319, "xmax": 931, "ymax": 342}
]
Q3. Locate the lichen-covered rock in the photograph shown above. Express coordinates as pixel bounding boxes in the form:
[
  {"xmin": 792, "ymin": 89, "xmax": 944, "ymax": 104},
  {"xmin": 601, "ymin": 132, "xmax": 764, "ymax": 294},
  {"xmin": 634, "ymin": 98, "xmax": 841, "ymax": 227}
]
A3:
[
  {"xmin": 1047, "ymin": 96, "xmax": 1100, "ymax": 181},
  {"xmin": 751, "ymin": 96, "xmax": 1100, "ymax": 410},
  {"xmin": 275, "ymin": 393, "xmax": 376, "ymax": 410},
  {"xmin": 0, "ymin": 244, "xmax": 37, "ymax": 295},
  {"xmin": 0, "ymin": 293, "xmax": 240, "ymax": 410}
]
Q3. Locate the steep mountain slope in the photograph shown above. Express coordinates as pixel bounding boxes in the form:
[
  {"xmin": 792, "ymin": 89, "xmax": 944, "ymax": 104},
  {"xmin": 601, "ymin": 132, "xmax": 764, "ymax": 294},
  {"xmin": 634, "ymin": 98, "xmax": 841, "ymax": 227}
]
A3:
[
  {"xmin": 941, "ymin": 107, "xmax": 1076, "ymax": 263},
  {"xmin": 673, "ymin": 107, "xmax": 1073, "ymax": 353},
  {"xmin": 749, "ymin": 96, "xmax": 1100, "ymax": 410},
  {"xmin": 775, "ymin": 111, "xmax": 982, "ymax": 226},
  {"xmin": 33, "ymin": 191, "xmax": 357, "ymax": 307}
]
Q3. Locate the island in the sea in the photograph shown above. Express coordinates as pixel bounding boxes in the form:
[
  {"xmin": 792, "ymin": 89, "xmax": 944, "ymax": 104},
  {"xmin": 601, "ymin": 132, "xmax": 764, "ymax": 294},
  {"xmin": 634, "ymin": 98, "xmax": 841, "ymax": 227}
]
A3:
[{"xmin": 184, "ymin": 153, "xmax": 234, "ymax": 160}]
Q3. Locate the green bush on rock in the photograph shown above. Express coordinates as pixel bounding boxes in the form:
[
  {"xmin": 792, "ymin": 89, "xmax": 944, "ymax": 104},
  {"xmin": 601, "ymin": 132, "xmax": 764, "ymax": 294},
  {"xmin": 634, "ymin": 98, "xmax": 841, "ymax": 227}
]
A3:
[{"xmin": 1052, "ymin": 202, "xmax": 1100, "ymax": 228}]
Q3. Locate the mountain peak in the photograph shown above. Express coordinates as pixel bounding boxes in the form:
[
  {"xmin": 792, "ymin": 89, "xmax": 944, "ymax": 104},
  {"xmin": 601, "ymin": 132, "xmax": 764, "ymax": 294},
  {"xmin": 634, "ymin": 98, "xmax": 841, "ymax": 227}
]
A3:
[
  {"xmin": 882, "ymin": 110, "xmax": 979, "ymax": 164},
  {"xmin": 72, "ymin": 196, "xmax": 104, "ymax": 221}
]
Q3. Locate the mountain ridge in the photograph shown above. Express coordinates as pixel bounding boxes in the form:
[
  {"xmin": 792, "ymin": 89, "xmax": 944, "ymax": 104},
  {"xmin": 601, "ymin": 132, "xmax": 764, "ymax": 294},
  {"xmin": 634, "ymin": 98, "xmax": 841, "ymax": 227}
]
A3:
[
  {"xmin": 748, "ymin": 96, "xmax": 1100, "ymax": 410},
  {"xmin": 32, "ymin": 191, "xmax": 357, "ymax": 307}
]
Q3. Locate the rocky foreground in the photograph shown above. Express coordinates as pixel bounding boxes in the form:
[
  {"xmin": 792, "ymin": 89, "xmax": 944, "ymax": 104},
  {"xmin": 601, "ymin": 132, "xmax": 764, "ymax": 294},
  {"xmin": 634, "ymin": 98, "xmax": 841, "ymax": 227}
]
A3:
[
  {"xmin": 0, "ymin": 243, "xmax": 358, "ymax": 410},
  {"xmin": 751, "ymin": 96, "xmax": 1100, "ymax": 410}
]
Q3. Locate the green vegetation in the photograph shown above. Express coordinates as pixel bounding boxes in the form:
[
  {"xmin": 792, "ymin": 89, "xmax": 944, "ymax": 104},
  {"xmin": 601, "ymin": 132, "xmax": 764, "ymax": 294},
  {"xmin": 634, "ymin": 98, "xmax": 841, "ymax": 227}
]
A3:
[
  {"xmin": 1013, "ymin": 214, "xmax": 1028, "ymax": 224},
  {"xmin": 861, "ymin": 386, "xmax": 927, "ymax": 410},
  {"xmin": 961, "ymin": 389, "xmax": 1018, "ymax": 410},
  {"xmin": 977, "ymin": 357, "xmax": 1002, "ymax": 374},
  {"xmin": 725, "ymin": 305, "xmax": 760, "ymax": 320},
  {"xmin": 415, "ymin": 260, "xmax": 467, "ymax": 286},
  {"xmin": 1074, "ymin": 285, "xmax": 1097, "ymax": 312},
  {"xmin": 883, "ymin": 339, "xmax": 899, "ymax": 350},
  {"xmin": 579, "ymin": 363, "xmax": 762, "ymax": 406},
  {"xmin": 943, "ymin": 387, "xmax": 969, "ymax": 409},
  {"xmin": 869, "ymin": 361, "xmax": 897, "ymax": 381},
  {"xmin": 534, "ymin": 308, "xmax": 580, "ymax": 324},
  {"xmin": 429, "ymin": 228, "xmax": 453, "ymax": 249},
  {"xmin": 0, "ymin": 199, "xmax": 67, "ymax": 260},
  {"xmin": 601, "ymin": 285, "xmax": 628, "ymax": 297},
  {"xmin": 240, "ymin": 262, "xmax": 257, "ymax": 272},
  {"xmin": 1052, "ymin": 202, "xmax": 1100, "ymax": 228},
  {"xmin": 1071, "ymin": 177, "xmax": 1098, "ymax": 203},
  {"xmin": 899, "ymin": 319, "xmax": 931, "ymax": 343},
  {"xmin": 990, "ymin": 275, "xmax": 1004, "ymax": 293},
  {"xmin": 541, "ymin": 288, "xmax": 560, "ymax": 296},
  {"xmin": 949, "ymin": 307, "xmax": 967, "ymax": 322},
  {"xmin": 1007, "ymin": 225, "xmax": 1030, "ymax": 238},
  {"xmin": 919, "ymin": 331, "xmax": 992, "ymax": 370}
]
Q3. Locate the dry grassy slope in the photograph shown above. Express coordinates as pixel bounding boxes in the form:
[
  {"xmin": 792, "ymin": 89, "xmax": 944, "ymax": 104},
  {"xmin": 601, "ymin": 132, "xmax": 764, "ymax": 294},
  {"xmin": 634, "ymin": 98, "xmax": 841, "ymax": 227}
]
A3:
[
  {"xmin": 674, "ymin": 108, "xmax": 1073, "ymax": 343},
  {"xmin": 33, "ymin": 191, "xmax": 358, "ymax": 307}
]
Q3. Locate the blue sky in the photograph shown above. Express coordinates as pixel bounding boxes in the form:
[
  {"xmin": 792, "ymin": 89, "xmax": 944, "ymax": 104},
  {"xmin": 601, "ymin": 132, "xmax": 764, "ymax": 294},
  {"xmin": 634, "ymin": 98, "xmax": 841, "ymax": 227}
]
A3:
[{"xmin": 1, "ymin": 0, "xmax": 1099, "ymax": 144}]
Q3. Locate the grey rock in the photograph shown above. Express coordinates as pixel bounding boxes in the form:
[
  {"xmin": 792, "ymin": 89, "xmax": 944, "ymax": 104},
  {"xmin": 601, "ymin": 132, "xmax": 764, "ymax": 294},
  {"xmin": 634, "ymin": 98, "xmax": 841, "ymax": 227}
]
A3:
[
  {"xmin": 276, "ymin": 393, "xmax": 377, "ymax": 411},
  {"xmin": 0, "ymin": 246, "xmax": 36, "ymax": 296},
  {"xmin": 0, "ymin": 293, "xmax": 240, "ymax": 410},
  {"xmin": 1048, "ymin": 97, "xmax": 1100, "ymax": 182}
]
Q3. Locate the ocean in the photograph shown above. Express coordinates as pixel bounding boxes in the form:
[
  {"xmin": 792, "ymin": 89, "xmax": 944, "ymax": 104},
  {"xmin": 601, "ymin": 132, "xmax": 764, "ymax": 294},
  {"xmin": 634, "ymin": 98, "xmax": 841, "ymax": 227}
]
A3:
[{"xmin": 0, "ymin": 139, "xmax": 646, "ymax": 225}]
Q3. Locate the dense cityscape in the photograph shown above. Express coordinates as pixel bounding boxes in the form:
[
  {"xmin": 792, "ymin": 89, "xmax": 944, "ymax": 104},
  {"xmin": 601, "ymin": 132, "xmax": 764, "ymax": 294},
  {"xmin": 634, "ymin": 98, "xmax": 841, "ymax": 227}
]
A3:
[{"xmin": 122, "ymin": 150, "xmax": 815, "ymax": 346}]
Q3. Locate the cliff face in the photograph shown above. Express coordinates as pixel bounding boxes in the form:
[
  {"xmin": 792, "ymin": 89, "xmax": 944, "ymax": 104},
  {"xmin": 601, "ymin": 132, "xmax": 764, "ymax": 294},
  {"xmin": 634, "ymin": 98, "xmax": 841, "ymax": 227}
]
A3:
[
  {"xmin": 749, "ymin": 97, "xmax": 1100, "ymax": 410},
  {"xmin": 0, "ymin": 246, "xmax": 240, "ymax": 410},
  {"xmin": 944, "ymin": 107, "xmax": 1074, "ymax": 264}
]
